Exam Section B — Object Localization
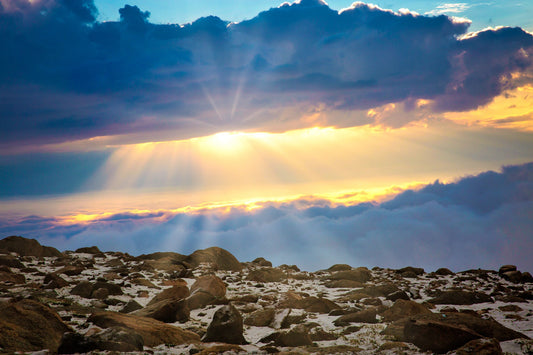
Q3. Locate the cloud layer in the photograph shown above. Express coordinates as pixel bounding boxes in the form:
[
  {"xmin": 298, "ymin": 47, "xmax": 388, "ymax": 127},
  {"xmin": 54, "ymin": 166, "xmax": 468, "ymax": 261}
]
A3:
[
  {"xmin": 2, "ymin": 161, "xmax": 532, "ymax": 272},
  {"xmin": 1, "ymin": 0, "xmax": 533, "ymax": 148}
]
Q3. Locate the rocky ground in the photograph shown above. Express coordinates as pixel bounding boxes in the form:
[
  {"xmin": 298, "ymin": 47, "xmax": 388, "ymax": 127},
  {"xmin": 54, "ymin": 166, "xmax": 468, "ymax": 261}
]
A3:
[{"xmin": 0, "ymin": 235, "xmax": 532, "ymax": 354}]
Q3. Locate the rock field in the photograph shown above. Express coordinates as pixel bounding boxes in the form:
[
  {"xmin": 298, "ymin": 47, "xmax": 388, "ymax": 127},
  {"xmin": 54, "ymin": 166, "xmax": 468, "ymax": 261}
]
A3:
[{"xmin": 0, "ymin": 235, "xmax": 532, "ymax": 354}]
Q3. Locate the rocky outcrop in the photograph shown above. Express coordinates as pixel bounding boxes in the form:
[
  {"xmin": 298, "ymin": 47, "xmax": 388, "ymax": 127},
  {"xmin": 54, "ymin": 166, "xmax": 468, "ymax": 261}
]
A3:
[
  {"xmin": 187, "ymin": 275, "xmax": 226, "ymax": 309},
  {"xmin": 0, "ymin": 299, "xmax": 71, "ymax": 353},
  {"xmin": 428, "ymin": 290, "xmax": 493, "ymax": 305},
  {"xmin": 381, "ymin": 299, "xmax": 433, "ymax": 322},
  {"xmin": 133, "ymin": 299, "xmax": 189, "ymax": 323},
  {"xmin": 87, "ymin": 312, "xmax": 200, "ymax": 347},
  {"xmin": 58, "ymin": 327, "xmax": 144, "ymax": 353},
  {"xmin": 247, "ymin": 267, "xmax": 286, "ymax": 282},
  {"xmin": 0, "ymin": 236, "xmax": 63, "ymax": 257}
]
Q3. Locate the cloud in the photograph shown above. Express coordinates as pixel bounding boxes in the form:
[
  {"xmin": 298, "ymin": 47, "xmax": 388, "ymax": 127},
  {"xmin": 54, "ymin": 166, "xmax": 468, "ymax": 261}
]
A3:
[
  {"xmin": 425, "ymin": 3, "xmax": 471, "ymax": 16},
  {"xmin": 3, "ymin": 161, "xmax": 532, "ymax": 272},
  {"xmin": 1, "ymin": 0, "xmax": 532, "ymax": 149}
]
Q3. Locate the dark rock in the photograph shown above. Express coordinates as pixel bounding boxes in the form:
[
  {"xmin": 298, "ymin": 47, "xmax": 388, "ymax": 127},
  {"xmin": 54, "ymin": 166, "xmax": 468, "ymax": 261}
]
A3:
[
  {"xmin": 56, "ymin": 265, "xmax": 85, "ymax": 276},
  {"xmin": 397, "ymin": 266, "xmax": 425, "ymax": 276},
  {"xmin": 386, "ymin": 290, "xmax": 410, "ymax": 301},
  {"xmin": 309, "ymin": 327, "xmax": 338, "ymax": 341},
  {"xmin": 71, "ymin": 281, "xmax": 94, "ymax": 298},
  {"xmin": 88, "ymin": 311, "xmax": 200, "ymax": 347},
  {"xmin": 196, "ymin": 344, "xmax": 245, "ymax": 355},
  {"xmin": 360, "ymin": 283, "xmax": 400, "ymax": 297},
  {"xmin": 384, "ymin": 312, "xmax": 528, "ymax": 345},
  {"xmin": 328, "ymin": 268, "xmax": 371, "ymax": 283},
  {"xmin": 522, "ymin": 272, "xmax": 533, "ymax": 283},
  {"xmin": 499, "ymin": 265, "xmax": 517, "ymax": 274},
  {"xmin": 0, "ymin": 236, "xmax": 63, "ymax": 257},
  {"xmin": 252, "ymin": 257, "xmax": 273, "ymax": 267},
  {"xmin": 434, "ymin": 267, "xmax": 454, "ymax": 275},
  {"xmin": 334, "ymin": 307, "xmax": 378, "ymax": 325},
  {"xmin": 186, "ymin": 247, "xmax": 242, "ymax": 271},
  {"xmin": 131, "ymin": 278, "xmax": 159, "ymax": 288},
  {"xmin": 120, "ymin": 300, "xmax": 144, "ymax": 313},
  {"xmin": 247, "ymin": 267, "xmax": 286, "ymax": 283},
  {"xmin": 133, "ymin": 299, "xmax": 189, "ymax": 323},
  {"xmin": 0, "ymin": 268, "xmax": 25, "ymax": 284},
  {"xmin": 75, "ymin": 246, "xmax": 102, "ymax": 254},
  {"xmin": 58, "ymin": 327, "xmax": 144, "ymax": 353},
  {"xmin": 0, "ymin": 299, "xmax": 71, "ymax": 353},
  {"xmin": 429, "ymin": 290, "xmax": 493, "ymax": 305},
  {"xmin": 0, "ymin": 255, "xmax": 24, "ymax": 268},
  {"xmin": 455, "ymin": 338, "xmax": 503, "ymax": 354},
  {"xmin": 43, "ymin": 273, "xmax": 69, "ymax": 289},
  {"xmin": 381, "ymin": 299, "xmax": 433, "ymax": 322},
  {"xmin": 93, "ymin": 281, "xmax": 123, "ymax": 296},
  {"xmin": 499, "ymin": 305, "xmax": 522, "ymax": 312},
  {"xmin": 92, "ymin": 287, "xmax": 109, "ymax": 300},
  {"xmin": 279, "ymin": 264, "xmax": 300, "ymax": 272},
  {"xmin": 202, "ymin": 304, "xmax": 247, "ymax": 344},
  {"xmin": 404, "ymin": 318, "xmax": 481, "ymax": 353},
  {"xmin": 502, "ymin": 270, "xmax": 523, "ymax": 283}
]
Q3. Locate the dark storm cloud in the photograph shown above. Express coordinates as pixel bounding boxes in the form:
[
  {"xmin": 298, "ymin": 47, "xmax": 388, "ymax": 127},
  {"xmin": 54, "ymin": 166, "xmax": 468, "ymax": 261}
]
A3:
[
  {"xmin": 4, "ymin": 161, "xmax": 533, "ymax": 272},
  {"xmin": 1, "ymin": 0, "xmax": 533, "ymax": 148}
]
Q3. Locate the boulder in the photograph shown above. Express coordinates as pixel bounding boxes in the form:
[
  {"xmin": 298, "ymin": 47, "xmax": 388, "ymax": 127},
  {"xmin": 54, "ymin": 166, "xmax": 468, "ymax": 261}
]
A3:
[
  {"xmin": 187, "ymin": 275, "xmax": 225, "ymax": 309},
  {"xmin": 252, "ymin": 257, "xmax": 273, "ymax": 267},
  {"xmin": 274, "ymin": 324, "xmax": 313, "ymax": 347},
  {"xmin": 0, "ymin": 299, "xmax": 71, "ymax": 353},
  {"xmin": 404, "ymin": 317, "xmax": 481, "ymax": 353},
  {"xmin": 498, "ymin": 265, "xmax": 517, "ymax": 274},
  {"xmin": 454, "ymin": 338, "xmax": 503, "ymax": 355},
  {"xmin": 501, "ymin": 270, "xmax": 523, "ymax": 283},
  {"xmin": 334, "ymin": 307, "xmax": 378, "ymax": 326},
  {"xmin": 384, "ymin": 312, "xmax": 528, "ymax": 346},
  {"xmin": 324, "ymin": 279, "xmax": 364, "ymax": 288},
  {"xmin": 202, "ymin": 305, "xmax": 247, "ymax": 344},
  {"xmin": 381, "ymin": 299, "xmax": 433, "ymax": 322},
  {"xmin": 0, "ymin": 267, "xmax": 25, "ymax": 284},
  {"xmin": 522, "ymin": 272, "xmax": 533, "ymax": 283},
  {"xmin": 93, "ymin": 281, "xmax": 123, "ymax": 296},
  {"xmin": 0, "ymin": 255, "xmax": 25, "ymax": 268},
  {"xmin": 328, "ymin": 268, "xmax": 371, "ymax": 283},
  {"xmin": 120, "ymin": 300, "xmax": 143, "ymax": 313},
  {"xmin": 244, "ymin": 308, "xmax": 275, "ymax": 327},
  {"xmin": 58, "ymin": 327, "xmax": 144, "ymax": 353},
  {"xmin": 87, "ymin": 312, "xmax": 200, "ymax": 347},
  {"xmin": 148, "ymin": 284, "xmax": 190, "ymax": 306},
  {"xmin": 327, "ymin": 264, "xmax": 353, "ymax": 272},
  {"xmin": 92, "ymin": 288, "xmax": 110, "ymax": 300},
  {"xmin": 75, "ymin": 246, "xmax": 102, "ymax": 254},
  {"xmin": 71, "ymin": 281, "xmax": 93, "ymax": 298},
  {"xmin": 56, "ymin": 265, "xmax": 85, "ymax": 276},
  {"xmin": 247, "ymin": 267, "xmax": 286, "ymax": 282},
  {"xmin": 133, "ymin": 299, "xmax": 189, "ymax": 323},
  {"xmin": 185, "ymin": 247, "xmax": 242, "ymax": 271},
  {"xmin": 428, "ymin": 290, "xmax": 493, "ymax": 305},
  {"xmin": 386, "ymin": 290, "xmax": 410, "ymax": 301},
  {"xmin": 43, "ymin": 273, "xmax": 69, "ymax": 289},
  {"xmin": 435, "ymin": 268, "xmax": 454, "ymax": 275},
  {"xmin": 0, "ymin": 236, "xmax": 63, "ymax": 257},
  {"xmin": 397, "ymin": 266, "xmax": 424, "ymax": 276}
]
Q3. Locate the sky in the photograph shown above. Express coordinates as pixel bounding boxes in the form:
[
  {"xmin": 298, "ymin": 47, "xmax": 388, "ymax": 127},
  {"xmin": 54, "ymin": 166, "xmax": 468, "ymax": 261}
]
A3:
[{"xmin": 0, "ymin": 0, "xmax": 532, "ymax": 271}]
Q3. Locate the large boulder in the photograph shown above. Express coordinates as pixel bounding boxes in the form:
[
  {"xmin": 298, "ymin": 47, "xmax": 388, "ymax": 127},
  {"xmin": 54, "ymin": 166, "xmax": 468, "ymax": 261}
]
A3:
[
  {"xmin": 381, "ymin": 299, "xmax": 433, "ymax": 322},
  {"xmin": 247, "ymin": 267, "xmax": 286, "ymax": 283},
  {"xmin": 327, "ymin": 268, "xmax": 371, "ymax": 283},
  {"xmin": 383, "ymin": 312, "xmax": 528, "ymax": 352},
  {"xmin": 274, "ymin": 324, "xmax": 313, "ymax": 347},
  {"xmin": 58, "ymin": 327, "xmax": 144, "ymax": 353},
  {"xmin": 202, "ymin": 305, "xmax": 247, "ymax": 344},
  {"xmin": 0, "ymin": 236, "xmax": 63, "ymax": 257},
  {"xmin": 185, "ymin": 247, "xmax": 242, "ymax": 271},
  {"xmin": 187, "ymin": 275, "xmax": 226, "ymax": 309},
  {"xmin": 334, "ymin": 307, "xmax": 379, "ymax": 326},
  {"xmin": 428, "ymin": 290, "xmax": 493, "ymax": 305},
  {"xmin": 87, "ymin": 312, "xmax": 200, "ymax": 347},
  {"xmin": 0, "ymin": 266, "xmax": 25, "ymax": 284},
  {"xmin": 0, "ymin": 255, "xmax": 25, "ymax": 268},
  {"xmin": 454, "ymin": 338, "xmax": 503, "ymax": 355},
  {"xmin": 403, "ymin": 317, "xmax": 481, "ymax": 353},
  {"xmin": 0, "ymin": 299, "xmax": 71, "ymax": 353},
  {"xmin": 147, "ymin": 284, "xmax": 190, "ymax": 306},
  {"xmin": 133, "ymin": 299, "xmax": 189, "ymax": 323},
  {"xmin": 244, "ymin": 308, "xmax": 276, "ymax": 327},
  {"xmin": 75, "ymin": 246, "xmax": 102, "ymax": 254},
  {"xmin": 277, "ymin": 291, "xmax": 340, "ymax": 313}
]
